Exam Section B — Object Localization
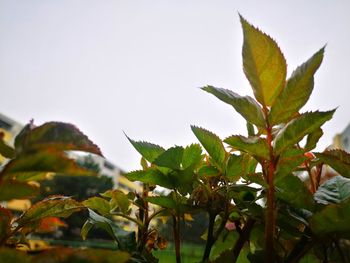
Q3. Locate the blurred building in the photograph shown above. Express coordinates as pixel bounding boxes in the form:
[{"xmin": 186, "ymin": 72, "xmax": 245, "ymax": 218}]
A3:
[
  {"xmin": 0, "ymin": 113, "xmax": 23, "ymax": 164},
  {"xmin": 73, "ymin": 153, "xmax": 141, "ymax": 193},
  {"xmin": 0, "ymin": 113, "xmax": 140, "ymax": 210},
  {"xmin": 332, "ymin": 123, "xmax": 350, "ymax": 152}
]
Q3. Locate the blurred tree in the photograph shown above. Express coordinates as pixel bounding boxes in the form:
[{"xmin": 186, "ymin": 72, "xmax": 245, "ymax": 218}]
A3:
[{"xmin": 34, "ymin": 155, "xmax": 114, "ymax": 240}]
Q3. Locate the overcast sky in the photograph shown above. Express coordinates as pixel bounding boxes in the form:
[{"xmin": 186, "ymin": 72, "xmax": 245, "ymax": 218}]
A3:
[{"xmin": 1, "ymin": 1, "xmax": 350, "ymax": 171}]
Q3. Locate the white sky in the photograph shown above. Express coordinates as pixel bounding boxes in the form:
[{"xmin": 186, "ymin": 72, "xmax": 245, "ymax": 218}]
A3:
[{"xmin": 1, "ymin": 1, "xmax": 350, "ymax": 171}]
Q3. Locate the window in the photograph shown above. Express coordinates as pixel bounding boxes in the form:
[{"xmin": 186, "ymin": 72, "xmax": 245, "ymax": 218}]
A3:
[
  {"xmin": 0, "ymin": 119, "xmax": 12, "ymax": 130},
  {"xmin": 343, "ymin": 137, "xmax": 349, "ymax": 150},
  {"xmin": 104, "ymin": 160, "xmax": 115, "ymax": 170}
]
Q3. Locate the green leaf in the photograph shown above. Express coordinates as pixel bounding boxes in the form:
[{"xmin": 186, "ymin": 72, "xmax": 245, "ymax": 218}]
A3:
[
  {"xmin": 109, "ymin": 190, "xmax": 130, "ymax": 214},
  {"xmin": 16, "ymin": 196, "xmax": 83, "ymax": 227},
  {"xmin": 305, "ymin": 128, "xmax": 323, "ymax": 151},
  {"xmin": 224, "ymin": 135, "xmax": 269, "ymax": 160},
  {"xmin": 299, "ymin": 253, "xmax": 321, "ymax": 263},
  {"xmin": 32, "ymin": 247, "xmax": 131, "ymax": 263},
  {"xmin": 275, "ymin": 148, "xmax": 307, "ymax": 181},
  {"xmin": 191, "ymin": 126, "xmax": 226, "ymax": 168},
  {"xmin": 210, "ymin": 230, "xmax": 239, "ymax": 261},
  {"xmin": 182, "ymin": 144, "xmax": 203, "ymax": 169},
  {"xmin": 275, "ymin": 174, "xmax": 315, "ymax": 211},
  {"xmin": 274, "ymin": 110, "xmax": 335, "ymax": 155},
  {"xmin": 170, "ymin": 168, "xmax": 196, "ymax": 194},
  {"xmin": 246, "ymin": 122, "xmax": 255, "ymax": 136},
  {"xmin": 202, "ymin": 86, "xmax": 265, "ymax": 127},
  {"xmin": 226, "ymin": 154, "xmax": 256, "ymax": 182},
  {"xmin": 0, "ymin": 248, "xmax": 31, "ymax": 263},
  {"xmin": 0, "ymin": 180, "xmax": 39, "ymax": 201},
  {"xmin": 269, "ymin": 47, "xmax": 325, "ymax": 125},
  {"xmin": 83, "ymin": 197, "xmax": 111, "ymax": 216},
  {"xmin": 153, "ymin": 146, "xmax": 184, "ymax": 170},
  {"xmin": 310, "ymin": 199, "xmax": 350, "ymax": 235},
  {"xmin": 198, "ymin": 165, "xmax": 220, "ymax": 177},
  {"xmin": 81, "ymin": 209, "xmax": 136, "ymax": 251},
  {"xmin": 1, "ymin": 151, "xmax": 95, "ymax": 181},
  {"xmin": 124, "ymin": 168, "xmax": 173, "ymax": 189},
  {"xmin": 145, "ymin": 196, "xmax": 177, "ymax": 209},
  {"xmin": 314, "ymin": 175, "xmax": 350, "ymax": 205},
  {"xmin": 0, "ymin": 137, "xmax": 15, "ymax": 159},
  {"xmin": 0, "ymin": 208, "xmax": 12, "ymax": 243},
  {"xmin": 126, "ymin": 135, "xmax": 165, "ymax": 163},
  {"xmin": 314, "ymin": 150, "xmax": 350, "ymax": 178},
  {"xmin": 240, "ymin": 15, "xmax": 287, "ymax": 106},
  {"xmin": 14, "ymin": 122, "xmax": 102, "ymax": 156}
]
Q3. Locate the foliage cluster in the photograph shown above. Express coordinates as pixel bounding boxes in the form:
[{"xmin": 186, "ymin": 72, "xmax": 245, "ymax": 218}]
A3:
[{"xmin": 1, "ymin": 15, "xmax": 350, "ymax": 263}]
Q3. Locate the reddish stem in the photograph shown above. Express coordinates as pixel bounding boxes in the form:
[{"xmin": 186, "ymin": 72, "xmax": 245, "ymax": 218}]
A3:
[{"xmin": 264, "ymin": 119, "xmax": 276, "ymax": 262}]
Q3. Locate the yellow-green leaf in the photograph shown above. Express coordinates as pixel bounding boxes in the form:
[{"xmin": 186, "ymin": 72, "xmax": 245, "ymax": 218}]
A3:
[
  {"xmin": 83, "ymin": 197, "xmax": 111, "ymax": 216},
  {"xmin": 16, "ymin": 196, "xmax": 83, "ymax": 227},
  {"xmin": 1, "ymin": 151, "xmax": 95, "ymax": 181},
  {"xmin": 14, "ymin": 122, "xmax": 102, "ymax": 156},
  {"xmin": 109, "ymin": 190, "xmax": 130, "ymax": 214},
  {"xmin": 269, "ymin": 47, "xmax": 325, "ymax": 125},
  {"xmin": 240, "ymin": 15, "xmax": 287, "ymax": 106},
  {"xmin": 0, "ymin": 180, "xmax": 39, "ymax": 201},
  {"xmin": 0, "ymin": 137, "xmax": 15, "ymax": 159}
]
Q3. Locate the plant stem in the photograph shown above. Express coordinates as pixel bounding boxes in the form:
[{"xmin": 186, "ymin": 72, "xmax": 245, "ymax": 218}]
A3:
[
  {"xmin": 173, "ymin": 215, "xmax": 181, "ymax": 263},
  {"xmin": 202, "ymin": 212, "xmax": 216, "ymax": 262},
  {"xmin": 334, "ymin": 239, "xmax": 346, "ymax": 263},
  {"xmin": 110, "ymin": 212, "xmax": 143, "ymax": 227},
  {"xmin": 264, "ymin": 115, "xmax": 276, "ymax": 262},
  {"xmin": 232, "ymin": 218, "xmax": 255, "ymax": 262},
  {"xmin": 285, "ymin": 234, "xmax": 313, "ymax": 263}
]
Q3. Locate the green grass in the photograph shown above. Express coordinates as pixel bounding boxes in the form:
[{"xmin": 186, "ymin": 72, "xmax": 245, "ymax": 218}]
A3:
[
  {"xmin": 41, "ymin": 239, "xmax": 204, "ymax": 262},
  {"xmin": 153, "ymin": 243, "xmax": 204, "ymax": 263}
]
